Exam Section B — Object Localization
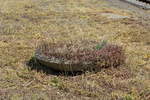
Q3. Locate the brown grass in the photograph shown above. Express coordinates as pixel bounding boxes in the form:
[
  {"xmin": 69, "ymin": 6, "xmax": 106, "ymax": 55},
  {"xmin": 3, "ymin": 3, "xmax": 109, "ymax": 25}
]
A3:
[{"xmin": 0, "ymin": 0, "xmax": 150, "ymax": 100}]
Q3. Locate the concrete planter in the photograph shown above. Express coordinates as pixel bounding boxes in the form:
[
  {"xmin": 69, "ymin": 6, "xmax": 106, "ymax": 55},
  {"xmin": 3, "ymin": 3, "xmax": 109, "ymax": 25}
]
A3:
[{"xmin": 35, "ymin": 49, "xmax": 93, "ymax": 71}]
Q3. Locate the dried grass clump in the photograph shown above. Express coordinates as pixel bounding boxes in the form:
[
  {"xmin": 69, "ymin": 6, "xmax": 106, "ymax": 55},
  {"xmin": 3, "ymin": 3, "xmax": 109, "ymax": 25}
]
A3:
[
  {"xmin": 36, "ymin": 40, "xmax": 125, "ymax": 70},
  {"xmin": 92, "ymin": 44, "xmax": 125, "ymax": 68}
]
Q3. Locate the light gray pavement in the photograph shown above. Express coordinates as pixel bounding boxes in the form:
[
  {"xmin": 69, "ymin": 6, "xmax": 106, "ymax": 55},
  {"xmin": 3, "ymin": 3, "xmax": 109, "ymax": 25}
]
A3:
[{"xmin": 107, "ymin": 0, "xmax": 150, "ymax": 19}]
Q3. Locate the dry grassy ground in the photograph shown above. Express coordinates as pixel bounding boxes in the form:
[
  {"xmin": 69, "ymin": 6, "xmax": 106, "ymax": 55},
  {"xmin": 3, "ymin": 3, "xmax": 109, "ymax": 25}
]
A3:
[{"xmin": 0, "ymin": 0, "xmax": 150, "ymax": 100}]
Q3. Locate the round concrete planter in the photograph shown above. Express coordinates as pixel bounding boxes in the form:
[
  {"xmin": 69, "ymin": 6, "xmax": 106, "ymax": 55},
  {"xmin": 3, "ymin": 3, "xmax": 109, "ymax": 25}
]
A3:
[
  {"xmin": 35, "ymin": 49, "xmax": 93, "ymax": 71},
  {"xmin": 34, "ymin": 41, "xmax": 125, "ymax": 72}
]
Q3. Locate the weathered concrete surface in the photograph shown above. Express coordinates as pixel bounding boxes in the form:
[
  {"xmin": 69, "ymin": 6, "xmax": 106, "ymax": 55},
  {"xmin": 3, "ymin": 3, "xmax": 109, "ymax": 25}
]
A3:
[
  {"xmin": 122, "ymin": 0, "xmax": 150, "ymax": 10},
  {"xmin": 107, "ymin": 0, "xmax": 150, "ymax": 24},
  {"xmin": 139, "ymin": 0, "xmax": 150, "ymax": 3}
]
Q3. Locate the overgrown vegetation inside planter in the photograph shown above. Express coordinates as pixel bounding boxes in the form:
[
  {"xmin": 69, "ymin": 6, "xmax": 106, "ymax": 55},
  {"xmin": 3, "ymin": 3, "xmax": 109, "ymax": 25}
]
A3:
[{"xmin": 35, "ymin": 40, "xmax": 126, "ymax": 71}]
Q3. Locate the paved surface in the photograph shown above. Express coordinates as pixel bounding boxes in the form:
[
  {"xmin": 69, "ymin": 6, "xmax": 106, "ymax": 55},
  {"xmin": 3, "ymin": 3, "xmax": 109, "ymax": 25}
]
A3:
[
  {"xmin": 107, "ymin": 0, "xmax": 150, "ymax": 19},
  {"xmin": 123, "ymin": 0, "xmax": 150, "ymax": 10}
]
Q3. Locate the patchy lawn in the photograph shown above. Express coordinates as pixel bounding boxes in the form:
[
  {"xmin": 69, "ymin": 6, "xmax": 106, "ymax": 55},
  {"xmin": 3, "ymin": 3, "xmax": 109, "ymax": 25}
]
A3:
[{"xmin": 0, "ymin": 0, "xmax": 149, "ymax": 100}]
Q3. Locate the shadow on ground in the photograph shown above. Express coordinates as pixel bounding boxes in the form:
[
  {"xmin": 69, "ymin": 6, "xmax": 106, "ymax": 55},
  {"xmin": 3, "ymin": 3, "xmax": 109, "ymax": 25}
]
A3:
[{"xmin": 26, "ymin": 57, "xmax": 84, "ymax": 76}]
